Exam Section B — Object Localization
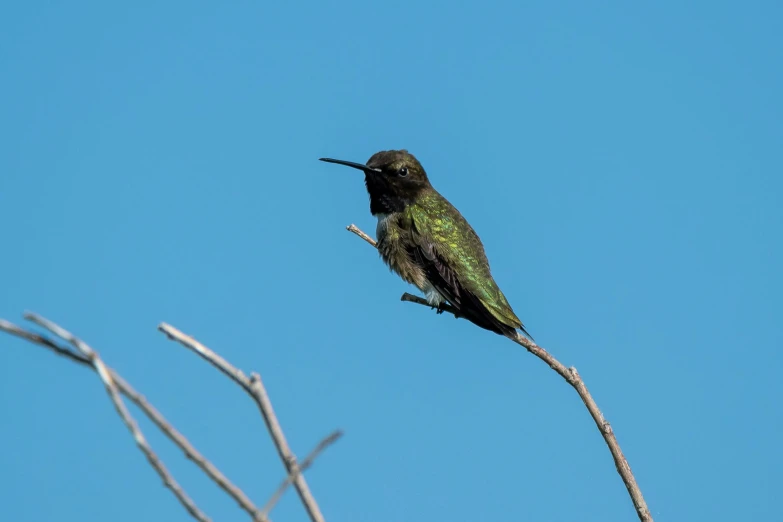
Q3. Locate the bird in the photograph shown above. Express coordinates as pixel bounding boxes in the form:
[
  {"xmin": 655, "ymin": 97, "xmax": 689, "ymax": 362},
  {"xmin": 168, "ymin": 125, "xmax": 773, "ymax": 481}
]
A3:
[{"xmin": 320, "ymin": 149, "xmax": 531, "ymax": 339}]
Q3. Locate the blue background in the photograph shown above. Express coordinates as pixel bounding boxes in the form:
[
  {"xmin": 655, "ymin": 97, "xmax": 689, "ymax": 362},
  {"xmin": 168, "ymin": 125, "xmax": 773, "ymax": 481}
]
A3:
[{"xmin": 1, "ymin": 1, "xmax": 781, "ymax": 521}]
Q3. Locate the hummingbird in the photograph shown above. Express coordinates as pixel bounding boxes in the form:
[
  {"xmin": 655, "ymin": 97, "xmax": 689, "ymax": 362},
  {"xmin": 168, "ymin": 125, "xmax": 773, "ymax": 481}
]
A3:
[{"xmin": 320, "ymin": 149, "xmax": 532, "ymax": 339}]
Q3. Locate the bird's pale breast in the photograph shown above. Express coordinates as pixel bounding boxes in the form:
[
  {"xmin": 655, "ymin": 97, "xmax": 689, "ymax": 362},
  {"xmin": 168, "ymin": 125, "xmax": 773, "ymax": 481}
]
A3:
[{"xmin": 374, "ymin": 212, "xmax": 443, "ymax": 304}]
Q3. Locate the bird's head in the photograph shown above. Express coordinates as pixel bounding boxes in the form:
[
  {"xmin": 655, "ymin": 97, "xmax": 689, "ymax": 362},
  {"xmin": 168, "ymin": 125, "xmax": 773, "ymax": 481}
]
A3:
[{"xmin": 320, "ymin": 149, "xmax": 431, "ymax": 214}]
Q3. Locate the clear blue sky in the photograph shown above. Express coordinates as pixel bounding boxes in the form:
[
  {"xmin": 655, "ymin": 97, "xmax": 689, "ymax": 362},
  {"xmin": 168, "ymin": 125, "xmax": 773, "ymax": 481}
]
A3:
[{"xmin": 1, "ymin": 1, "xmax": 781, "ymax": 521}]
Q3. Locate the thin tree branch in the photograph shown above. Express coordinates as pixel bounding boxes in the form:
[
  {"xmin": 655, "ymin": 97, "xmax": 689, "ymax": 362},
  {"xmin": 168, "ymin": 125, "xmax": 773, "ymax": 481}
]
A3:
[
  {"xmin": 261, "ymin": 430, "xmax": 344, "ymax": 516},
  {"xmin": 158, "ymin": 323, "xmax": 332, "ymax": 522},
  {"xmin": 110, "ymin": 374, "xmax": 269, "ymax": 522},
  {"xmin": 0, "ymin": 317, "xmax": 269, "ymax": 522},
  {"xmin": 0, "ymin": 318, "xmax": 92, "ymax": 365},
  {"xmin": 346, "ymin": 224, "xmax": 653, "ymax": 522},
  {"xmin": 17, "ymin": 314, "xmax": 212, "ymax": 522},
  {"xmin": 399, "ymin": 292, "xmax": 461, "ymax": 317},
  {"xmin": 346, "ymin": 223, "xmax": 377, "ymax": 247}
]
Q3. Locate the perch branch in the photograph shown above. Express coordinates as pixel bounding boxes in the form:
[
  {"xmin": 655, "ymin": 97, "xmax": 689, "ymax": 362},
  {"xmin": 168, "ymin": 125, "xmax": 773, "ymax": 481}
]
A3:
[
  {"xmin": 16, "ymin": 314, "xmax": 212, "ymax": 522},
  {"xmin": 346, "ymin": 224, "xmax": 653, "ymax": 522},
  {"xmin": 0, "ymin": 316, "xmax": 269, "ymax": 522},
  {"xmin": 158, "ymin": 323, "xmax": 333, "ymax": 522},
  {"xmin": 346, "ymin": 223, "xmax": 376, "ymax": 247}
]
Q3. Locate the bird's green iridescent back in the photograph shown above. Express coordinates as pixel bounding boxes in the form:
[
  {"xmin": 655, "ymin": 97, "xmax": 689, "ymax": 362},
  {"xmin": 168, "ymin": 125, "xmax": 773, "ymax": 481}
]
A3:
[{"xmin": 407, "ymin": 189, "xmax": 522, "ymax": 329}]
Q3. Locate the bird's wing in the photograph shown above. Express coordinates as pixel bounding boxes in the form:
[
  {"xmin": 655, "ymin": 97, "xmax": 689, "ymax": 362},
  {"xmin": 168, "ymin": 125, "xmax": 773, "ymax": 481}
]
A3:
[{"xmin": 406, "ymin": 197, "xmax": 526, "ymax": 336}]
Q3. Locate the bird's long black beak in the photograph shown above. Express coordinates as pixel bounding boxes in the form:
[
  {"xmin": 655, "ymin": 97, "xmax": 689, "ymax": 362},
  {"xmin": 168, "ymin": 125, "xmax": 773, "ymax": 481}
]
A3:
[{"xmin": 319, "ymin": 157, "xmax": 382, "ymax": 173}]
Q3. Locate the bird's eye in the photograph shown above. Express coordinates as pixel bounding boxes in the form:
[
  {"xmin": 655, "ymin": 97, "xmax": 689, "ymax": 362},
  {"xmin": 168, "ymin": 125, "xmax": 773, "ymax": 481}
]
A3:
[{"xmin": 398, "ymin": 167, "xmax": 409, "ymax": 177}]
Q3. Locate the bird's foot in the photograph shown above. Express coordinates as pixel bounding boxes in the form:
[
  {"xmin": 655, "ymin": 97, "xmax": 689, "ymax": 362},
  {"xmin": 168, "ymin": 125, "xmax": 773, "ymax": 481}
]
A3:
[{"xmin": 427, "ymin": 304, "xmax": 445, "ymax": 314}]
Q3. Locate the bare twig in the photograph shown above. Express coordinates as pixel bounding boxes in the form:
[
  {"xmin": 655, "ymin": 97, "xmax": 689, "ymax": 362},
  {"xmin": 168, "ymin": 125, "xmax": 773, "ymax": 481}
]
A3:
[
  {"xmin": 18, "ymin": 314, "xmax": 212, "ymax": 522},
  {"xmin": 346, "ymin": 225, "xmax": 654, "ymax": 522},
  {"xmin": 399, "ymin": 292, "xmax": 461, "ymax": 317},
  {"xmin": 158, "ymin": 323, "xmax": 332, "ymax": 522},
  {"xmin": 261, "ymin": 430, "xmax": 343, "ymax": 516},
  {"xmin": 0, "ymin": 318, "xmax": 91, "ymax": 365},
  {"xmin": 0, "ymin": 317, "xmax": 268, "ymax": 522},
  {"xmin": 346, "ymin": 223, "xmax": 377, "ymax": 247},
  {"xmin": 296, "ymin": 431, "xmax": 344, "ymax": 479},
  {"xmin": 111, "ymin": 374, "xmax": 268, "ymax": 522}
]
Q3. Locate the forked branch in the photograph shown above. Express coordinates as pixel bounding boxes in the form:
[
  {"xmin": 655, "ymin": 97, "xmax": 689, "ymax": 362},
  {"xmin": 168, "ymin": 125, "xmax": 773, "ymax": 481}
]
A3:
[
  {"xmin": 1, "ymin": 315, "xmax": 341, "ymax": 522},
  {"xmin": 158, "ymin": 323, "xmax": 332, "ymax": 522}
]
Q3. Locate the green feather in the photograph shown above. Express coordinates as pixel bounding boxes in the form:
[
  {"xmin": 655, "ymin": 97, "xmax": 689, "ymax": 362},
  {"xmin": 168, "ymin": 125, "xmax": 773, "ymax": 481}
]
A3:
[{"xmin": 407, "ymin": 189, "xmax": 523, "ymax": 330}]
